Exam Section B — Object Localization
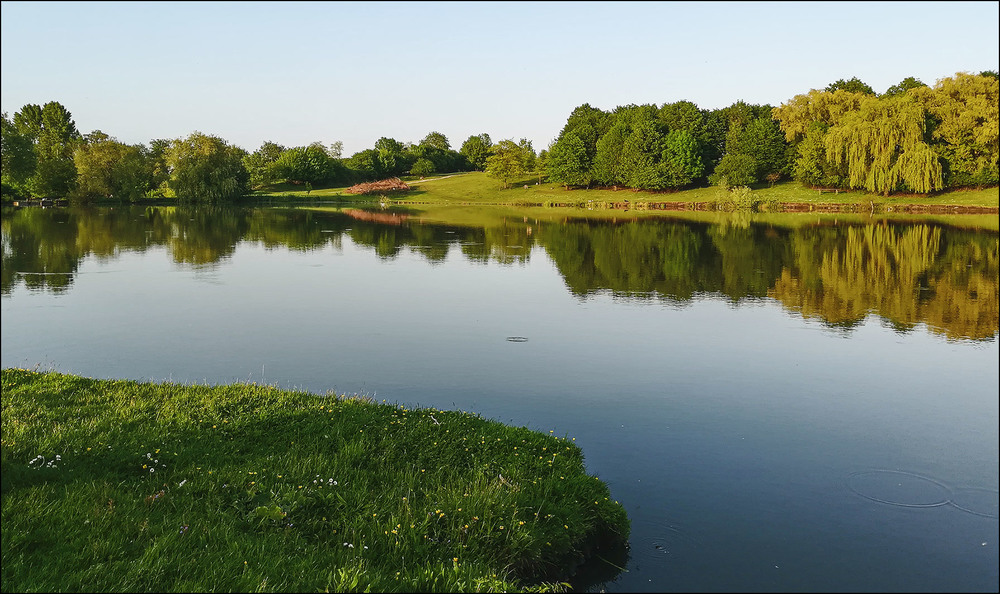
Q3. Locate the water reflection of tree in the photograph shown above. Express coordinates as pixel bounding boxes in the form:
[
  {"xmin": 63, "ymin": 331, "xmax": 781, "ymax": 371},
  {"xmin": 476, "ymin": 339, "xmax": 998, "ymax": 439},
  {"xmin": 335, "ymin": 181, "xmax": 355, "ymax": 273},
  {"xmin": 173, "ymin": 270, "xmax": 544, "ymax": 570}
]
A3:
[
  {"xmin": 539, "ymin": 217, "xmax": 997, "ymax": 340},
  {"xmin": 770, "ymin": 224, "xmax": 998, "ymax": 340},
  {"xmin": 707, "ymin": 221, "xmax": 791, "ymax": 301},
  {"xmin": 247, "ymin": 209, "xmax": 335, "ymax": 252},
  {"xmin": 165, "ymin": 207, "xmax": 248, "ymax": 265},
  {"xmin": 544, "ymin": 221, "xmax": 719, "ymax": 299},
  {"xmin": 2, "ymin": 206, "xmax": 995, "ymax": 340},
  {"xmin": 1, "ymin": 207, "xmax": 81, "ymax": 294}
]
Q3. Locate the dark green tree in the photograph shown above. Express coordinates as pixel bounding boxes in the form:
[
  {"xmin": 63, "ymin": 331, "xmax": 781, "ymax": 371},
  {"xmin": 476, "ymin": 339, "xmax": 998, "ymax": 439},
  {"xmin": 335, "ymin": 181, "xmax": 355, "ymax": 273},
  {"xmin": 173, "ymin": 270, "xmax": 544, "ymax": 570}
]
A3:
[
  {"xmin": 243, "ymin": 141, "xmax": 286, "ymax": 189},
  {"xmin": 346, "ymin": 149, "xmax": 384, "ymax": 181},
  {"xmin": 1, "ymin": 112, "xmax": 37, "ymax": 198},
  {"xmin": 375, "ymin": 137, "xmax": 408, "ymax": 176},
  {"xmin": 658, "ymin": 100, "xmax": 712, "ymax": 181},
  {"xmin": 557, "ymin": 104, "xmax": 609, "ymax": 146},
  {"xmin": 146, "ymin": 139, "xmax": 172, "ymax": 197},
  {"xmin": 12, "ymin": 104, "xmax": 43, "ymax": 142},
  {"xmin": 410, "ymin": 157, "xmax": 435, "ymax": 177},
  {"xmin": 660, "ymin": 129, "xmax": 705, "ymax": 187},
  {"xmin": 825, "ymin": 77, "xmax": 876, "ymax": 95},
  {"xmin": 711, "ymin": 153, "xmax": 758, "ymax": 186},
  {"xmin": 519, "ymin": 138, "xmax": 536, "ymax": 174},
  {"xmin": 792, "ymin": 122, "xmax": 845, "ymax": 187},
  {"xmin": 460, "ymin": 133, "xmax": 492, "ymax": 171},
  {"xmin": 13, "ymin": 102, "xmax": 81, "ymax": 198},
  {"xmin": 709, "ymin": 103, "xmax": 788, "ymax": 186},
  {"xmin": 419, "ymin": 131, "xmax": 450, "ymax": 151},
  {"xmin": 883, "ymin": 76, "xmax": 927, "ymax": 97},
  {"xmin": 547, "ymin": 132, "xmax": 593, "ymax": 187},
  {"xmin": 271, "ymin": 142, "xmax": 342, "ymax": 186}
]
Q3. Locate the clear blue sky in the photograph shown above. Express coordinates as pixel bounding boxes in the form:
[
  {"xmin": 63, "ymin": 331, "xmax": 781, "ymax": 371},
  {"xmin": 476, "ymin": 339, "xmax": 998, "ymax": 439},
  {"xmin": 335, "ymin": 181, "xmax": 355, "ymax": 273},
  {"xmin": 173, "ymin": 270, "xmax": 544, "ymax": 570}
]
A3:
[{"xmin": 2, "ymin": 1, "xmax": 998, "ymax": 156}]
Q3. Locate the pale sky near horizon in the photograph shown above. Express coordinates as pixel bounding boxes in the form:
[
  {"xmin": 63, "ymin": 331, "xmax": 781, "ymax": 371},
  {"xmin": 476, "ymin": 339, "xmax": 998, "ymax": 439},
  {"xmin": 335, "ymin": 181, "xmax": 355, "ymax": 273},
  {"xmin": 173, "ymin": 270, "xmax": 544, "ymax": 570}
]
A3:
[{"xmin": 2, "ymin": 1, "xmax": 998, "ymax": 156}]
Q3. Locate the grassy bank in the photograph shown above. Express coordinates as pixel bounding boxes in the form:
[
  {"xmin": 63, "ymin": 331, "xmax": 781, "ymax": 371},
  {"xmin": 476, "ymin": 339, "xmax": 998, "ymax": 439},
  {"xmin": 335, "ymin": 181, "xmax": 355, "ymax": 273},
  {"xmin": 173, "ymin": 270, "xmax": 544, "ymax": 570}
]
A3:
[
  {"xmin": 1, "ymin": 369, "xmax": 629, "ymax": 593},
  {"xmin": 256, "ymin": 172, "xmax": 1000, "ymax": 212}
]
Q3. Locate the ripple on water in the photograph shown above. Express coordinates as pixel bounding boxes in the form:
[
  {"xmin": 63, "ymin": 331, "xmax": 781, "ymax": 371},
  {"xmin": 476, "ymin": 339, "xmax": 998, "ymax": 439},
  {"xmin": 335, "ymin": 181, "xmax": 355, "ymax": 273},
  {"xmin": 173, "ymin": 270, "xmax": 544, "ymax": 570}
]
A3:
[
  {"xmin": 635, "ymin": 519, "xmax": 702, "ymax": 564},
  {"xmin": 949, "ymin": 487, "xmax": 1000, "ymax": 519},
  {"xmin": 847, "ymin": 470, "xmax": 952, "ymax": 508}
]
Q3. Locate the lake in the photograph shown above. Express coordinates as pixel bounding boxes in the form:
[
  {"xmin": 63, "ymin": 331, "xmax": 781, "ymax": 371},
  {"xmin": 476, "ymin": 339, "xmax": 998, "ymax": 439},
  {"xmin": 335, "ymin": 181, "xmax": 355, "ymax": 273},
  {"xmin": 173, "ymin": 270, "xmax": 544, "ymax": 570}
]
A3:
[{"xmin": 2, "ymin": 204, "xmax": 998, "ymax": 592}]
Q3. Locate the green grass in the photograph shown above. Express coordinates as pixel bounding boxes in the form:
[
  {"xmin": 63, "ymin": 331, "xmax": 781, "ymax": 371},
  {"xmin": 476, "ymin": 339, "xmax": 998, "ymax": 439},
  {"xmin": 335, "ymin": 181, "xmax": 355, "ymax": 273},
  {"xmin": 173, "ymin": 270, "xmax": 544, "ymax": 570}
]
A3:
[
  {"xmin": 255, "ymin": 172, "xmax": 999, "ymax": 211},
  {"xmin": 1, "ymin": 369, "xmax": 629, "ymax": 593}
]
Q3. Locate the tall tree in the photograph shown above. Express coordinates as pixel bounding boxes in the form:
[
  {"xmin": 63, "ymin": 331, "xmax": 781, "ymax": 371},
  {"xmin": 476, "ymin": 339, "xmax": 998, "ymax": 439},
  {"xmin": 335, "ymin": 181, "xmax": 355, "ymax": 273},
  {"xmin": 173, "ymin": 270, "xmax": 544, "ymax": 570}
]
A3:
[
  {"xmin": 242, "ymin": 141, "xmax": 286, "ymax": 189},
  {"xmin": 485, "ymin": 139, "xmax": 531, "ymax": 188},
  {"xmin": 824, "ymin": 94, "xmax": 943, "ymax": 195},
  {"xmin": 72, "ymin": 131, "xmax": 151, "ymax": 201},
  {"xmin": 146, "ymin": 139, "xmax": 172, "ymax": 197},
  {"xmin": 911, "ymin": 72, "xmax": 999, "ymax": 188},
  {"xmin": 825, "ymin": 77, "xmax": 876, "ymax": 95},
  {"xmin": 556, "ymin": 104, "xmax": 608, "ymax": 166},
  {"xmin": 12, "ymin": 101, "xmax": 81, "ymax": 198},
  {"xmin": 792, "ymin": 122, "xmax": 845, "ymax": 187},
  {"xmin": 270, "ymin": 142, "xmax": 342, "ymax": 186},
  {"xmin": 660, "ymin": 130, "xmax": 705, "ymax": 188},
  {"xmin": 709, "ymin": 102, "xmax": 787, "ymax": 186},
  {"xmin": 519, "ymin": 138, "xmax": 536, "ymax": 174},
  {"xmin": 410, "ymin": 157, "xmax": 435, "ymax": 177},
  {"xmin": 12, "ymin": 104, "xmax": 43, "ymax": 142},
  {"xmin": 547, "ymin": 132, "xmax": 593, "ymax": 187},
  {"xmin": 419, "ymin": 131, "xmax": 450, "ymax": 151},
  {"xmin": 883, "ymin": 76, "xmax": 927, "ymax": 97},
  {"xmin": 374, "ymin": 137, "xmax": 407, "ymax": 176},
  {"xmin": 346, "ymin": 149, "xmax": 383, "ymax": 181},
  {"xmin": 1, "ymin": 112, "xmax": 37, "ymax": 197},
  {"xmin": 460, "ymin": 133, "xmax": 492, "ymax": 171},
  {"xmin": 165, "ymin": 132, "xmax": 249, "ymax": 202},
  {"xmin": 658, "ymin": 100, "xmax": 712, "ymax": 180},
  {"xmin": 772, "ymin": 89, "xmax": 869, "ymax": 142}
]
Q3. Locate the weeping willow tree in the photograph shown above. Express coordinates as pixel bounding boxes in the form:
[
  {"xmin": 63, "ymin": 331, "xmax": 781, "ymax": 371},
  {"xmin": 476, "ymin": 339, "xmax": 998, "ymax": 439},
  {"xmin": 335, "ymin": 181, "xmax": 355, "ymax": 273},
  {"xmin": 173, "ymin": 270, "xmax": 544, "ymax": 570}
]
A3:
[
  {"xmin": 771, "ymin": 89, "xmax": 869, "ymax": 142},
  {"xmin": 824, "ymin": 95, "xmax": 943, "ymax": 196}
]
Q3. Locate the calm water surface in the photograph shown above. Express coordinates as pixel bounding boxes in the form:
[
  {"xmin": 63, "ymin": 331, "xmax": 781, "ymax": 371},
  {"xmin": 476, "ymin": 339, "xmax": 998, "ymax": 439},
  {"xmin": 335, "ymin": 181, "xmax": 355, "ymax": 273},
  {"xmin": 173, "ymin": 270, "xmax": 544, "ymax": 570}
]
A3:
[{"xmin": 2, "ymin": 205, "xmax": 998, "ymax": 592}]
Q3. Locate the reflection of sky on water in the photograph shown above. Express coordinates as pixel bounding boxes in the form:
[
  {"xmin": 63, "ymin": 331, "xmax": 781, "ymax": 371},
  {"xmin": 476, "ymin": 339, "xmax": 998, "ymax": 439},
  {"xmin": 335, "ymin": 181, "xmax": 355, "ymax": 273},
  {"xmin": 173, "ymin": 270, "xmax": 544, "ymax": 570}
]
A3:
[{"xmin": 2, "ymin": 231, "xmax": 998, "ymax": 593}]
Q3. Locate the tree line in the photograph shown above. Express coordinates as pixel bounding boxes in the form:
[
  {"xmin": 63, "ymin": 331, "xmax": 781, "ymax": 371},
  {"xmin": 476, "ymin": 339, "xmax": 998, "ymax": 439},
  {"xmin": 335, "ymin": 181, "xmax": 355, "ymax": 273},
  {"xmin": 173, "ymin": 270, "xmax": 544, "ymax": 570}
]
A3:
[
  {"xmin": 2, "ymin": 71, "xmax": 996, "ymax": 202},
  {"xmin": 545, "ymin": 72, "xmax": 998, "ymax": 196},
  {"xmin": 0, "ymin": 109, "xmax": 492, "ymax": 202}
]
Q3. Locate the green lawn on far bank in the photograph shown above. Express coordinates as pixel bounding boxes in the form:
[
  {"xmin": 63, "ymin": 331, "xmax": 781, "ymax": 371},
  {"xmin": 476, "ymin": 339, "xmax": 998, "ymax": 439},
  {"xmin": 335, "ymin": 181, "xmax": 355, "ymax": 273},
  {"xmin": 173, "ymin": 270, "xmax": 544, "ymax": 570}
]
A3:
[
  {"xmin": 1, "ymin": 369, "xmax": 629, "ymax": 593},
  {"xmin": 255, "ymin": 172, "xmax": 1000, "ymax": 212}
]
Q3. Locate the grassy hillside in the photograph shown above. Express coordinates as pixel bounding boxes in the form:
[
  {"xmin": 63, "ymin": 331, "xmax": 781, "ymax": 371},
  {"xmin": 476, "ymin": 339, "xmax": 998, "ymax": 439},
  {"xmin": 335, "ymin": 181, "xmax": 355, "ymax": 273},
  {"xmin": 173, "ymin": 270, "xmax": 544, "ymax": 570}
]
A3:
[{"xmin": 257, "ymin": 172, "xmax": 1000, "ymax": 211}]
